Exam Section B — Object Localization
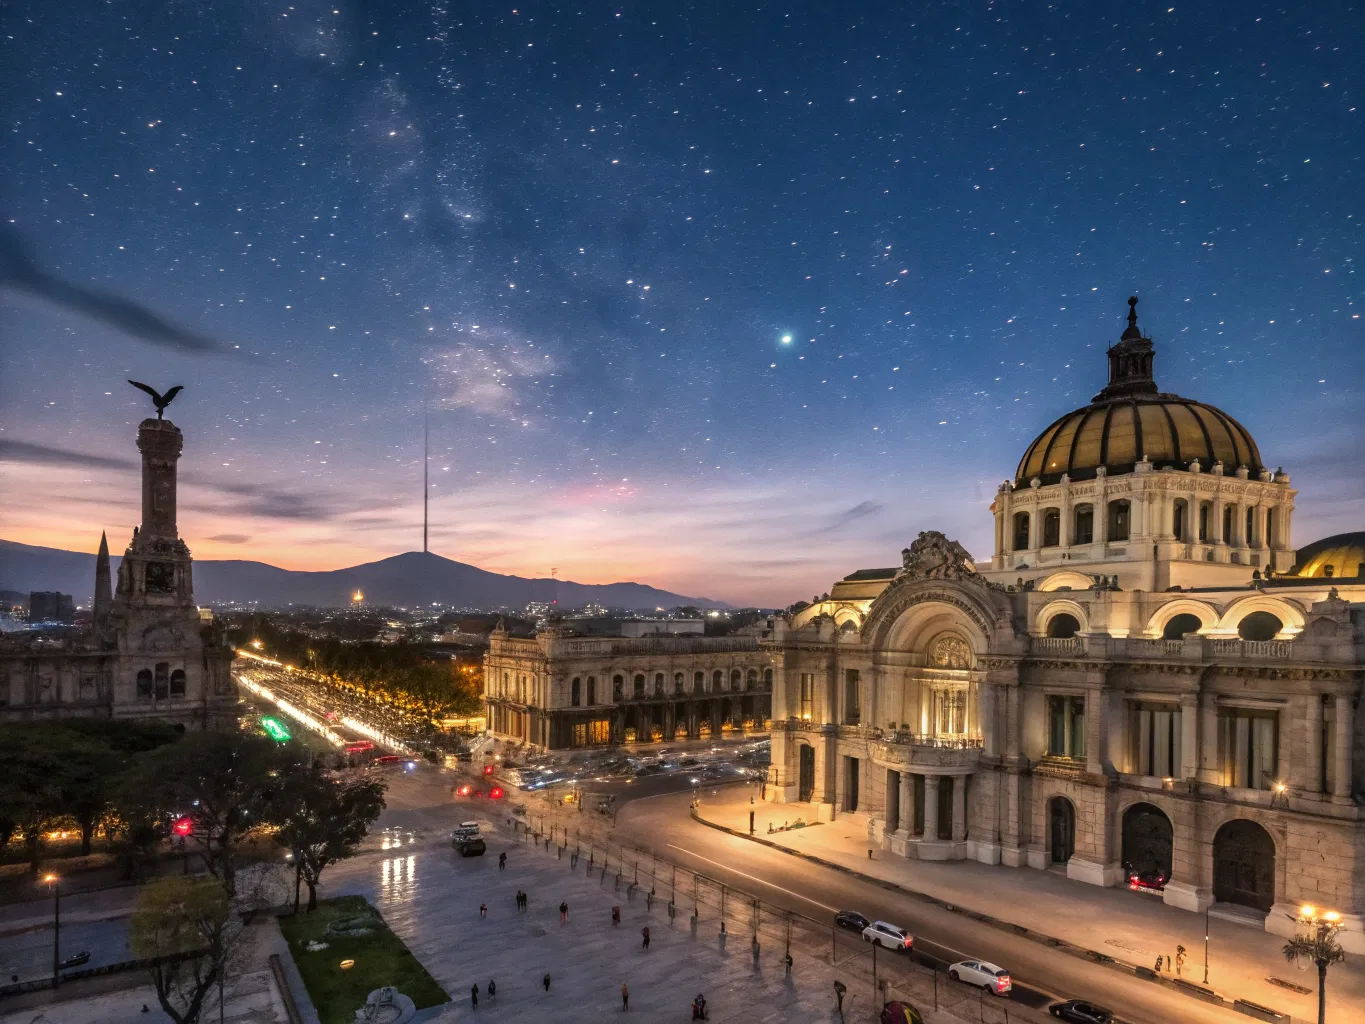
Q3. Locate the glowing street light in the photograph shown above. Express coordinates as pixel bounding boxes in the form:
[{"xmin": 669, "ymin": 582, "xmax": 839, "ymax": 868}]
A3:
[{"xmin": 1284, "ymin": 904, "xmax": 1346, "ymax": 1024}]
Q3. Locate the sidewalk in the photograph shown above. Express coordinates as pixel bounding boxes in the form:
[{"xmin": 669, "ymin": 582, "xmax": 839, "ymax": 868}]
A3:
[{"xmin": 696, "ymin": 786, "xmax": 1362, "ymax": 1024}]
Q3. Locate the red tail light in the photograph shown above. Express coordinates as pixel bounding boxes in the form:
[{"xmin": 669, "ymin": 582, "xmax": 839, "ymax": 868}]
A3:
[
  {"xmin": 996, "ymin": 976, "xmax": 1010, "ymax": 991},
  {"xmin": 489, "ymin": 786, "xmax": 504, "ymax": 799},
  {"xmin": 483, "ymin": 764, "xmax": 495, "ymax": 775},
  {"xmin": 903, "ymin": 936, "xmax": 913, "ymax": 948}
]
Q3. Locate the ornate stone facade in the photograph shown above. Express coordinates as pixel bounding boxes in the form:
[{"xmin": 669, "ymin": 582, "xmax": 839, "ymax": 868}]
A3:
[
  {"xmin": 768, "ymin": 303, "xmax": 1364, "ymax": 953},
  {"xmin": 0, "ymin": 417, "xmax": 237, "ymax": 730},
  {"xmin": 484, "ymin": 624, "xmax": 774, "ymax": 749}
]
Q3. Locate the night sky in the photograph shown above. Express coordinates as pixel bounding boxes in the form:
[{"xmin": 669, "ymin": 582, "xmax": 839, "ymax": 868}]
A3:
[{"xmin": 2, "ymin": 2, "xmax": 1362, "ymax": 607}]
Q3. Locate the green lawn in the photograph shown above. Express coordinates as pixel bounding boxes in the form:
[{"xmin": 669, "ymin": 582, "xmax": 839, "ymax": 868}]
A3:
[{"xmin": 278, "ymin": 896, "xmax": 448, "ymax": 1023}]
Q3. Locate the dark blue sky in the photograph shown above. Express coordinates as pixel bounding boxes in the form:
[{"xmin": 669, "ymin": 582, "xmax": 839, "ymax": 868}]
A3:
[{"xmin": 3, "ymin": 1, "xmax": 1361, "ymax": 605}]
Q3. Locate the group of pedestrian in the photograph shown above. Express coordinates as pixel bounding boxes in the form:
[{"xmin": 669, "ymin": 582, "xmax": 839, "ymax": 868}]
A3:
[
  {"xmin": 691, "ymin": 992, "xmax": 709, "ymax": 1020},
  {"xmin": 515, "ymin": 889, "xmax": 528, "ymax": 911},
  {"xmin": 469, "ymin": 980, "xmax": 497, "ymax": 1008}
]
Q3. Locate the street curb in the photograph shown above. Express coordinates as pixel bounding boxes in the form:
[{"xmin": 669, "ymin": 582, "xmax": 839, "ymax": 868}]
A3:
[{"xmin": 688, "ymin": 808, "xmax": 1285, "ymax": 1021}]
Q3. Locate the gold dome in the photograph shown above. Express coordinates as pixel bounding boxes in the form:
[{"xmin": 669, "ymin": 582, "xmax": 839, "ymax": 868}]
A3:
[
  {"xmin": 1015, "ymin": 298, "xmax": 1264, "ymax": 487},
  {"xmin": 1289, "ymin": 532, "xmax": 1365, "ymax": 579}
]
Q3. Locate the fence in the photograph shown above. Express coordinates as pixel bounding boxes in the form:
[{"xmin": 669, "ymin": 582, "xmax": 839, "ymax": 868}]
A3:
[{"xmin": 507, "ymin": 786, "xmax": 1033, "ymax": 1023}]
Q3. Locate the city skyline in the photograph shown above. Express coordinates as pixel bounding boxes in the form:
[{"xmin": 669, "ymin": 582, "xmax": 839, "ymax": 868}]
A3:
[{"xmin": 3, "ymin": 3, "xmax": 1363, "ymax": 607}]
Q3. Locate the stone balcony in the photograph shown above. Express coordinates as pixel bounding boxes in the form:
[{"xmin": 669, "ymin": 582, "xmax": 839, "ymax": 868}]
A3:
[{"xmin": 872, "ymin": 733, "xmax": 983, "ymax": 775}]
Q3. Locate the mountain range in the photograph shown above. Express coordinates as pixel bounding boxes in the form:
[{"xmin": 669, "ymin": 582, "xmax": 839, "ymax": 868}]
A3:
[{"xmin": 0, "ymin": 540, "xmax": 729, "ymax": 611}]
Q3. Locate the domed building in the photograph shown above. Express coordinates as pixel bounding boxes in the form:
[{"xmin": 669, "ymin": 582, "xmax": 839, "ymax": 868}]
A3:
[{"xmin": 766, "ymin": 298, "xmax": 1364, "ymax": 954}]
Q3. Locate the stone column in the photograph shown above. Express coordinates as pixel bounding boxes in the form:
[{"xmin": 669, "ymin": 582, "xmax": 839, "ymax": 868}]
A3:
[
  {"xmin": 884, "ymin": 770, "xmax": 900, "ymax": 832},
  {"xmin": 981, "ymin": 683, "xmax": 998, "ymax": 756},
  {"xmin": 1197, "ymin": 694, "xmax": 1220, "ymax": 784},
  {"xmin": 1005, "ymin": 686, "xmax": 1020, "ymax": 760},
  {"xmin": 923, "ymin": 776, "xmax": 940, "ymax": 841},
  {"xmin": 1179, "ymin": 695, "xmax": 1199, "ymax": 779},
  {"xmin": 1085, "ymin": 686, "xmax": 1102, "ymax": 775},
  {"xmin": 951, "ymin": 776, "xmax": 967, "ymax": 843},
  {"xmin": 1333, "ymin": 695, "xmax": 1353, "ymax": 803},
  {"xmin": 1303, "ymin": 696, "xmax": 1323, "ymax": 796},
  {"xmin": 899, "ymin": 773, "xmax": 915, "ymax": 837}
]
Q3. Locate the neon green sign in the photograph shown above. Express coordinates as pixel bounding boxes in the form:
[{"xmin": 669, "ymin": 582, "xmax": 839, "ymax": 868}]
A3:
[{"xmin": 261, "ymin": 716, "xmax": 292, "ymax": 742}]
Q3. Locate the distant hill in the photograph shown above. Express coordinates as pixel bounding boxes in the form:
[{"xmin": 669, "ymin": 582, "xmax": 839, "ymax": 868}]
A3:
[{"xmin": 0, "ymin": 540, "xmax": 728, "ymax": 612}]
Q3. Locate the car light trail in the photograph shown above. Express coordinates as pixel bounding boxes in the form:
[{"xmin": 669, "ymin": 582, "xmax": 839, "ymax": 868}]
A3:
[
  {"xmin": 341, "ymin": 716, "xmax": 415, "ymax": 755},
  {"xmin": 236, "ymin": 673, "xmax": 345, "ymax": 746}
]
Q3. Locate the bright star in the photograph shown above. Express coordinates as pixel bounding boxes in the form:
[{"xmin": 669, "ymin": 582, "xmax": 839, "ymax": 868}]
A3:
[{"xmin": 780, "ymin": 334, "xmax": 792, "ymax": 344}]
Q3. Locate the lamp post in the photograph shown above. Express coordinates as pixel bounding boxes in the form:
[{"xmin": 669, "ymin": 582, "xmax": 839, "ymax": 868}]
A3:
[
  {"xmin": 42, "ymin": 874, "xmax": 59, "ymax": 989},
  {"xmin": 1282, "ymin": 904, "xmax": 1345, "ymax": 1024},
  {"xmin": 1203, "ymin": 904, "xmax": 1210, "ymax": 984}
]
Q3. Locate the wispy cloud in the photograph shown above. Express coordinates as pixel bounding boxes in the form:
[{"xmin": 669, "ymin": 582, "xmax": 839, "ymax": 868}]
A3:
[
  {"xmin": 424, "ymin": 330, "xmax": 554, "ymax": 419},
  {"xmin": 0, "ymin": 440, "xmax": 136, "ymax": 471}
]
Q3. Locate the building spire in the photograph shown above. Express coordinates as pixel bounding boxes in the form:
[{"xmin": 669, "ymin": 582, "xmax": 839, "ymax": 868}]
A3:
[
  {"xmin": 1093, "ymin": 294, "xmax": 1158, "ymax": 401},
  {"xmin": 93, "ymin": 531, "xmax": 112, "ymax": 635}
]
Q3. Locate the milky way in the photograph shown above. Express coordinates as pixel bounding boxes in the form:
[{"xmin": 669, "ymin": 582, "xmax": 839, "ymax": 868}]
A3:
[{"xmin": 2, "ymin": 2, "xmax": 1361, "ymax": 605}]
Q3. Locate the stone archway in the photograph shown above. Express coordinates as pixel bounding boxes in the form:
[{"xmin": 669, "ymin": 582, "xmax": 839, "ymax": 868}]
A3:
[
  {"xmin": 1048, "ymin": 796, "xmax": 1075, "ymax": 864},
  {"xmin": 1121, "ymin": 803, "xmax": 1173, "ymax": 888},
  {"xmin": 1213, "ymin": 819, "xmax": 1276, "ymax": 912},
  {"xmin": 798, "ymin": 745, "xmax": 816, "ymax": 803}
]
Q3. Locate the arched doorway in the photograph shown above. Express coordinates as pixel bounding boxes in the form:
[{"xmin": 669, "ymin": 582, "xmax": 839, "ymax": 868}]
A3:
[
  {"xmin": 1162, "ymin": 613, "xmax": 1203, "ymax": 640},
  {"xmin": 1047, "ymin": 614, "xmax": 1080, "ymax": 639},
  {"xmin": 1048, "ymin": 797, "xmax": 1075, "ymax": 864},
  {"xmin": 1121, "ymin": 803, "xmax": 1173, "ymax": 890},
  {"xmin": 798, "ymin": 745, "xmax": 816, "ymax": 803},
  {"xmin": 1213, "ymin": 820, "xmax": 1275, "ymax": 912},
  {"xmin": 1238, "ymin": 612, "xmax": 1283, "ymax": 641}
]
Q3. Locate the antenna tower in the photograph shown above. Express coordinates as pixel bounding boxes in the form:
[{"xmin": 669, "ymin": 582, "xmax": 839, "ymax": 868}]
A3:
[{"xmin": 423, "ymin": 411, "xmax": 429, "ymax": 554}]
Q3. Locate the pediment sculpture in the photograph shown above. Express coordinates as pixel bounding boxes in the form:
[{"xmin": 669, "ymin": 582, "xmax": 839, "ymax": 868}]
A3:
[{"xmin": 899, "ymin": 531, "xmax": 977, "ymax": 580}]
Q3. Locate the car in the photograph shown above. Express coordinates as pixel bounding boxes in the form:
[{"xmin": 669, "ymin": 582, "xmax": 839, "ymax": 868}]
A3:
[
  {"xmin": 835, "ymin": 910, "xmax": 871, "ymax": 933},
  {"xmin": 59, "ymin": 951, "xmax": 91, "ymax": 970},
  {"xmin": 861, "ymin": 921, "xmax": 913, "ymax": 951},
  {"xmin": 880, "ymin": 1000, "xmax": 925, "ymax": 1024},
  {"xmin": 455, "ymin": 837, "xmax": 486, "ymax": 857},
  {"xmin": 948, "ymin": 960, "xmax": 1012, "ymax": 995},
  {"xmin": 1048, "ymin": 1000, "xmax": 1114, "ymax": 1023},
  {"xmin": 1126, "ymin": 869, "xmax": 1168, "ymax": 893}
]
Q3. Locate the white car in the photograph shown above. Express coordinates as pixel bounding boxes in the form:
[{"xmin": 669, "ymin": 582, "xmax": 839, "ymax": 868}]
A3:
[
  {"xmin": 861, "ymin": 920, "xmax": 913, "ymax": 951},
  {"xmin": 949, "ymin": 960, "xmax": 1012, "ymax": 995}
]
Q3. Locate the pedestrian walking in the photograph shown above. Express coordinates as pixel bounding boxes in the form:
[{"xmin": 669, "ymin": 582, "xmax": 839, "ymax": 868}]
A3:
[
  {"xmin": 480, "ymin": 902, "xmax": 487, "ymax": 918},
  {"xmin": 621, "ymin": 982, "xmax": 629, "ymax": 1011},
  {"xmin": 470, "ymin": 983, "xmax": 479, "ymax": 1009},
  {"xmin": 751, "ymin": 935, "xmax": 760, "ymax": 968},
  {"xmin": 642, "ymin": 925, "xmax": 650, "ymax": 949},
  {"xmin": 784, "ymin": 952, "xmax": 793, "ymax": 977},
  {"xmin": 1154, "ymin": 954, "xmax": 1164, "ymax": 973},
  {"xmin": 488, "ymin": 979, "xmax": 496, "ymax": 1000},
  {"xmin": 833, "ymin": 979, "xmax": 847, "ymax": 1019},
  {"xmin": 499, "ymin": 851, "xmax": 507, "ymax": 870},
  {"xmin": 542, "ymin": 972, "xmax": 552, "ymax": 992},
  {"xmin": 1175, "ymin": 944, "xmax": 1187, "ymax": 977},
  {"xmin": 612, "ymin": 904, "xmax": 621, "ymax": 925}
]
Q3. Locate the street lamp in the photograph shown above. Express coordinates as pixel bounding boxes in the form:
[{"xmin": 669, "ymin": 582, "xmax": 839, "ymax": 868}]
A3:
[
  {"xmin": 1283, "ymin": 904, "xmax": 1345, "ymax": 1024},
  {"xmin": 42, "ymin": 874, "xmax": 60, "ymax": 989}
]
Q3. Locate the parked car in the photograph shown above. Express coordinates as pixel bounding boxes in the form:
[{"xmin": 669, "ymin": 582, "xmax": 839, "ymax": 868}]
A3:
[
  {"xmin": 948, "ymin": 960, "xmax": 1012, "ymax": 995},
  {"xmin": 58, "ymin": 952, "xmax": 90, "ymax": 970},
  {"xmin": 835, "ymin": 910, "xmax": 871, "ymax": 933},
  {"xmin": 455, "ymin": 837, "xmax": 486, "ymax": 857},
  {"xmin": 880, "ymin": 1000, "xmax": 924, "ymax": 1024},
  {"xmin": 861, "ymin": 921, "xmax": 913, "ymax": 950},
  {"xmin": 1049, "ymin": 1000, "xmax": 1113, "ymax": 1023},
  {"xmin": 1126, "ymin": 869, "xmax": 1168, "ymax": 893}
]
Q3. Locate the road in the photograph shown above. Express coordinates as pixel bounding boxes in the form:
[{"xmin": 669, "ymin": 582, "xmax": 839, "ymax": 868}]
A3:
[{"xmin": 608, "ymin": 788, "xmax": 1252, "ymax": 1024}]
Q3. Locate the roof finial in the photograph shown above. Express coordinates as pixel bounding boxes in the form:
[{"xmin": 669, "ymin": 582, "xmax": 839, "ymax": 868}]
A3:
[{"xmin": 1127, "ymin": 295, "xmax": 1139, "ymax": 331}]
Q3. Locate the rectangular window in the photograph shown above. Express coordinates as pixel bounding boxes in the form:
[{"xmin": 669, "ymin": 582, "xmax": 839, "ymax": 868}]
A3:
[
  {"xmin": 1108, "ymin": 500, "xmax": 1131, "ymax": 542},
  {"xmin": 1041, "ymin": 508, "xmax": 1061, "ymax": 547},
  {"xmin": 589, "ymin": 719, "xmax": 611, "ymax": 744},
  {"xmin": 1013, "ymin": 513, "xmax": 1030, "ymax": 551},
  {"xmin": 1199, "ymin": 504, "xmax": 1209, "ymax": 542},
  {"xmin": 1218, "ymin": 709, "xmax": 1278, "ymax": 790},
  {"xmin": 799, "ymin": 673, "xmax": 814, "ymax": 721},
  {"xmin": 1322, "ymin": 702, "xmax": 1335, "ymax": 795},
  {"xmin": 843, "ymin": 669, "xmax": 860, "ymax": 724},
  {"xmin": 1073, "ymin": 505, "xmax": 1094, "ymax": 545},
  {"xmin": 572, "ymin": 722, "xmax": 588, "ymax": 747},
  {"xmin": 1131, "ymin": 702, "xmax": 1183, "ymax": 777},
  {"xmin": 1047, "ymin": 695, "xmax": 1086, "ymax": 758}
]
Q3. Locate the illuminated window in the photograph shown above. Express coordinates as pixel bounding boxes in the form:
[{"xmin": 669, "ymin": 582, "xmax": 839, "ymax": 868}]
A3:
[
  {"xmin": 843, "ymin": 669, "xmax": 860, "ymax": 724},
  {"xmin": 1218, "ymin": 708, "xmax": 1277, "ymax": 790},
  {"xmin": 1131, "ymin": 701, "xmax": 1182, "ymax": 777},
  {"xmin": 799, "ymin": 673, "xmax": 814, "ymax": 720},
  {"xmin": 1047, "ymin": 696, "xmax": 1085, "ymax": 758}
]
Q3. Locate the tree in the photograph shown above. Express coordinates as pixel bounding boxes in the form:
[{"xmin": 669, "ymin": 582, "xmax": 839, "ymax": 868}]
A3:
[
  {"xmin": 276, "ymin": 766, "xmax": 386, "ymax": 911},
  {"xmin": 130, "ymin": 876, "xmax": 237, "ymax": 1024},
  {"xmin": 1282, "ymin": 906, "xmax": 1346, "ymax": 1024},
  {"xmin": 0, "ymin": 730, "xmax": 66, "ymax": 871},
  {"xmin": 129, "ymin": 731, "xmax": 290, "ymax": 894},
  {"xmin": 50, "ymin": 732, "xmax": 119, "ymax": 855}
]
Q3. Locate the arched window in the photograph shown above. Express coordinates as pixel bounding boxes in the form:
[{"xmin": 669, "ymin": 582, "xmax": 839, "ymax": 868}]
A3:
[
  {"xmin": 169, "ymin": 669, "xmax": 186, "ymax": 696},
  {"xmin": 1108, "ymin": 500, "xmax": 1131, "ymax": 542},
  {"xmin": 1041, "ymin": 508, "xmax": 1061, "ymax": 547},
  {"xmin": 136, "ymin": 669, "xmax": 153, "ymax": 699},
  {"xmin": 633, "ymin": 674, "xmax": 645, "ymax": 698},
  {"xmin": 1172, "ymin": 500, "xmax": 1187, "ymax": 541},
  {"xmin": 693, "ymin": 671, "xmax": 704, "ymax": 693},
  {"xmin": 763, "ymin": 668, "xmax": 773, "ymax": 689},
  {"xmin": 712, "ymin": 669, "xmax": 723, "ymax": 692},
  {"xmin": 730, "ymin": 669, "xmax": 742, "ymax": 691},
  {"xmin": 587, "ymin": 676, "xmax": 597, "ymax": 704},
  {"xmin": 1046, "ymin": 614, "xmax": 1080, "ymax": 639},
  {"xmin": 654, "ymin": 672, "xmax": 664, "ymax": 696},
  {"xmin": 746, "ymin": 669, "xmax": 758, "ymax": 691},
  {"xmin": 1012, "ymin": 512, "xmax": 1031, "ymax": 551},
  {"xmin": 571, "ymin": 677, "xmax": 581, "ymax": 707},
  {"xmin": 1162, "ymin": 613, "xmax": 1203, "ymax": 640},
  {"xmin": 613, "ymin": 675, "xmax": 624, "ymax": 701},
  {"xmin": 1238, "ymin": 611, "xmax": 1283, "ymax": 641},
  {"xmin": 674, "ymin": 673, "xmax": 685, "ymax": 695},
  {"xmin": 1073, "ymin": 504, "xmax": 1094, "ymax": 545}
]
